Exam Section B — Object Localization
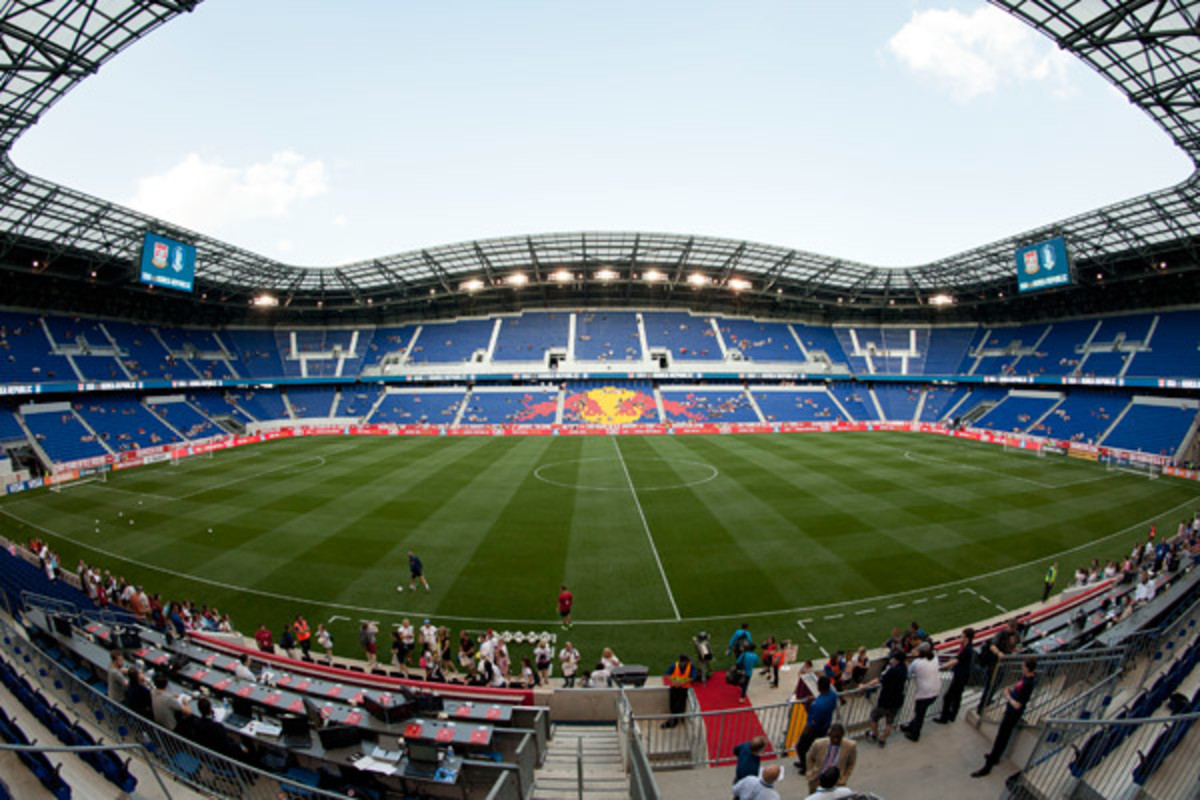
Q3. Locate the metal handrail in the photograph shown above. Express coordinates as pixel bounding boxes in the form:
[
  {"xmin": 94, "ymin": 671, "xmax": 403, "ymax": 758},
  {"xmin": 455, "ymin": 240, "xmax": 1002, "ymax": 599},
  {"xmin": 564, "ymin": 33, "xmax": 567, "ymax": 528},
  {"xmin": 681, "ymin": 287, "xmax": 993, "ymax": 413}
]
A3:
[{"xmin": 0, "ymin": 741, "xmax": 175, "ymax": 799}]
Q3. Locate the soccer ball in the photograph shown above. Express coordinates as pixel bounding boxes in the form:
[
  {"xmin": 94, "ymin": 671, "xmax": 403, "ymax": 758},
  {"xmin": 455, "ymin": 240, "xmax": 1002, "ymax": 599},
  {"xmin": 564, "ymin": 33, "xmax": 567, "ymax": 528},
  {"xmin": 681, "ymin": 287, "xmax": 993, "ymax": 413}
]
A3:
[{"xmin": 396, "ymin": 586, "xmax": 404, "ymax": 593}]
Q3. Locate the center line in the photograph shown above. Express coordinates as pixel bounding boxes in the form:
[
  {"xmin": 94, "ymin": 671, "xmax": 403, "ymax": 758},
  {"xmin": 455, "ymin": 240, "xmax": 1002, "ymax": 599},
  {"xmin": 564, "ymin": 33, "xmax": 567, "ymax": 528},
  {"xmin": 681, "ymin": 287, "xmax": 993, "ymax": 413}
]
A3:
[{"xmin": 612, "ymin": 436, "xmax": 680, "ymax": 620}]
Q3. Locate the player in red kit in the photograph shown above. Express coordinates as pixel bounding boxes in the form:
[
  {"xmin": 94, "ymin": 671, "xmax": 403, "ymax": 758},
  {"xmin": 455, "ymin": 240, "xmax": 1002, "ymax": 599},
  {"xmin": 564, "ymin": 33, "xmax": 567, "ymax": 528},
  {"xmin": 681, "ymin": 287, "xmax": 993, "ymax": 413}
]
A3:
[{"xmin": 558, "ymin": 585, "xmax": 573, "ymax": 630}]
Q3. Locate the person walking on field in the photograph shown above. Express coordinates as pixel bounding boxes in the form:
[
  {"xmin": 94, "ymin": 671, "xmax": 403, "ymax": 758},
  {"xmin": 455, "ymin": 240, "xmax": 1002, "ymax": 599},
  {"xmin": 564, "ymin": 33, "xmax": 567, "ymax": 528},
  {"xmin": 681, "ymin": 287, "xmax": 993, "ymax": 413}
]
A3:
[
  {"xmin": 398, "ymin": 551, "xmax": 430, "ymax": 593},
  {"xmin": 558, "ymin": 584, "xmax": 573, "ymax": 630},
  {"xmin": 1043, "ymin": 562, "xmax": 1058, "ymax": 602}
]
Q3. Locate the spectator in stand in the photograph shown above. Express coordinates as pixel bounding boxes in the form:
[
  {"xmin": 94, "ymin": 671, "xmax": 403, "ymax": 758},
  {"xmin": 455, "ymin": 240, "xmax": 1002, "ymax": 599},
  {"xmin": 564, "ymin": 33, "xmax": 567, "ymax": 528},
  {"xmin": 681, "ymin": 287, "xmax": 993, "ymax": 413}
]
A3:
[
  {"xmin": 107, "ymin": 651, "xmax": 129, "ymax": 701},
  {"xmin": 935, "ymin": 628, "xmax": 975, "ymax": 724},
  {"xmin": 458, "ymin": 630, "xmax": 477, "ymax": 674},
  {"xmin": 397, "ymin": 619, "xmax": 415, "ymax": 668},
  {"xmin": 805, "ymin": 724, "xmax": 856, "ymax": 795},
  {"xmin": 901, "ymin": 642, "xmax": 940, "ymax": 741},
  {"xmin": 151, "ymin": 671, "xmax": 189, "ymax": 730},
  {"xmin": 662, "ymin": 654, "xmax": 697, "ymax": 728},
  {"xmin": 849, "ymin": 647, "xmax": 869, "ymax": 689},
  {"xmin": 254, "ymin": 623, "xmax": 274, "ymax": 654},
  {"xmin": 589, "ymin": 660, "xmax": 612, "ymax": 688},
  {"xmin": 560, "ymin": 642, "xmax": 581, "ymax": 688},
  {"xmin": 520, "ymin": 656, "xmax": 537, "ymax": 688},
  {"xmin": 761, "ymin": 636, "xmax": 786, "ymax": 689},
  {"xmin": 972, "ymin": 657, "xmax": 1038, "ymax": 777},
  {"xmin": 864, "ymin": 650, "xmax": 907, "ymax": 748},
  {"xmin": 977, "ymin": 620, "xmax": 1018, "ymax": 712},
  {"xmin": 438, "ymin": 627, "xmax": 455, "ymax": 676},
  {"xmin": 1135, "ymin": 572, "xmax": 1157, "ymax": 605},
  {"xmin": 733, "ymin": 736, "xmax": 767, "ymax": 784},
  {"xmin": 123, "ymin": 667, "xmax": 152, "ymax": 718},
  {"xmin": 794, "ymin": 675, "xmax": 837, "ymax": 774}
]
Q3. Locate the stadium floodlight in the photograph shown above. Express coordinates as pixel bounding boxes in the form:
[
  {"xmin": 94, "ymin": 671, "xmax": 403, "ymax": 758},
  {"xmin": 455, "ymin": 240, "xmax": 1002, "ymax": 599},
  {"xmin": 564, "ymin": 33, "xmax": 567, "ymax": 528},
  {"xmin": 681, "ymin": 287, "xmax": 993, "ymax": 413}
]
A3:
[
  {"xmin": 460, "ymin": 278, "xmax": 485, "ymax": 292},
  {"xmin": 928, "ymin": 293, "xmax": 955, "ymax": 306},
  {"xmin": 643, "ymin": 269, "xmax": 666, "ymax": 282},
  {"xmin": 595, "ymin": 269, "xmax": 619, "ymax": 281},
  {"xmin": 550, "ymin": 269, "xmax": 573, "ymax": 282},
  {"xmin": 505, "ymin": 273, "xmax": 528, "ymax": 286},
  {"xmin": 687, "ymin": 273, "xmax": 710, "ymax": 286},
  {"xmin": 251, "ymin": 293, "xmax": 279, "ymax": 307},
  {"xmin": 727, "ymin": 277, "xmax": 752, "ymax": 291}
]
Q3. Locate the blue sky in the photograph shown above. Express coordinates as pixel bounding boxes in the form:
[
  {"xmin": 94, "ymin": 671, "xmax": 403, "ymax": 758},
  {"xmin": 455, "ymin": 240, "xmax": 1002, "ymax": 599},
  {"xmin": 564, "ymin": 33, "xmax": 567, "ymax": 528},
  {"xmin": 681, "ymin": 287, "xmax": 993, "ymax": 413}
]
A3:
[{"xmin": 11, "ymin": 0, "xmax": 1191, "ymax": 268}]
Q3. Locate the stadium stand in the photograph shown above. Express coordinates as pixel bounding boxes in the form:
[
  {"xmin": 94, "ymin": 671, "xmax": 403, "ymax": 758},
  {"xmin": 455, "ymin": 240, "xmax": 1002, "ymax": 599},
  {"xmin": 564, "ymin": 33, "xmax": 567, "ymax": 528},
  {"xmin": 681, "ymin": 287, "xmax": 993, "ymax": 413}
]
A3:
[
  {"xmin": 1028, "ymin": 390, "xmax": 1123, "ymax": 444},
  {"xmin": 918, "ymin": 385, "xmax": 971, "ymax": 423},
  {"xmin": 791, "ymin": 323, "xmax": 848, "ymax": 368},
  {"xmin": 1101, "ymin": 402, "xmax": 1199, "ymax": 457},
  {"xmin": 830, "ymin": 381, "xmax": 878, "ymax": 421},
  {"xmin": 368, "ymin": 391, "xmax": 466, "ymax": 424},
  {"xmin": 1125, "ymin": 309, "xmax": 1200, "ymax": 379},
  {"xmin": 408, "ymin": 319, "xmax": 494, "ymax": 364},
  {"xmin": 751, "ymin": 387, "xmax": 845, "ymax": 422},
  {"xmin": 74, "ymin": 398, "xmax": 181, "ymax": 452},
  {"xmin": 1015, "ymin": 318, "xmax": 1096, "ymax": 377},
  {"xmin": 561, "ymin": 381, "xmax": 659, "ymax": 425},
  {"xmin": 974, "ymin": 392, "xmax": 1061, "ymax": 434},
  {"xmin": 147, "ymin": 400, "xmax": 220, "ymax": 440},
  {"xmin": 226, "ymin": 389, "xmax": 289, "ymax": 422},
  {"xmin": 42, "ymin": 315, "xmax": 108, "ymax": 350},
  {"xmin": 360, "ymin": 325, "xmax": 419, "ymax": 370},
  {"xmin": 284, "ymin": 386, "xmax": 337, "ymax": 418},
  {"xmin": 642, "ymin": 312, "xmax": 720, "ymax": 361},
  {"xmin": 922, "ymin": 326, "xmax": 983, "ymax": 375},
  {"xmin": 575, "ymin": 312, "xmax": 642, "ymax": 362},
  {"xmin": 70, "ymin": 355, "xmax": 127, "ymax": 381},
  {"xmin": 187, "ymin": 392, "xmax": 255, "ymax": 425},
  {"xmin": 873, "ymin": 383, "xmax": 923, "ymax": 422},
  {"xmin": 336, "ymin": 388, "xmax": 381, "ymax": 419},
  {"xmin": 491, "ymin": 313, "xmax": 569, "ymax": 361},
  {"xmin": 222, "ymin": 329, "xmax": 287, "ymax": 379},
  {"xmin": 20, "ymin": 410, "xmax": 109, "ymax": 464},
  {"xmin": 659, "ymin": 387, "xmax": 759, "ymax": 423},
  {"xmin": 460, "ymin": 389, "xmax": 558, "ymax": 424},
  {"xmin": 0, "ymin": 411, "xmax": 26, "ymax": 444},
  {"xmin": 0, "ymin": 311, "xmax": 74, "ymax": 383},
  {"xmin": 718, "ymin": 319, "xmax": 800, "ymax": 361}
]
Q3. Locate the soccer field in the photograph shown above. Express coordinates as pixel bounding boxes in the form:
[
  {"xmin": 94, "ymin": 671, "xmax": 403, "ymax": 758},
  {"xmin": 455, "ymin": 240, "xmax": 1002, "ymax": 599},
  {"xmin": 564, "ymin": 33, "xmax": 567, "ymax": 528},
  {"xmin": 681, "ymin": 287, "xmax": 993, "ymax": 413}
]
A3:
[{"xmin": 3, "ymin": 432, "xmax": 1198, "ymax": 670}]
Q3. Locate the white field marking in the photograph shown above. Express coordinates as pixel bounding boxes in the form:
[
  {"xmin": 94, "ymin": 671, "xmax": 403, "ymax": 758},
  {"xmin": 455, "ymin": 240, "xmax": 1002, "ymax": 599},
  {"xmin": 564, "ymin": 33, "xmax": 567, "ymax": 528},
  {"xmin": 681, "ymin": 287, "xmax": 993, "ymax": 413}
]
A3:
[
  {"xmin": 902, "ymin": 450, "xmax": 1054, "ymax": 489},
  {"xmin": 3, "ymin": 462, "xmax": 1196, "ymax": 629},
  {"xmin": 979, "ymin": 595, "xmax": 1007, "ymax": 613},
  {"xmin": 887, "ymin": 602, "xmax": 905, "ymax": 610},
  {"xmin": 79, "ymin": 484, "xmax": 177, "ymax": 502},
  {"xmin": 807, "ymin": 633, "xmax": 818, "ymax": 644},
  {"xmin": 855, "ymin": 608, "xmax": 875, "ymax": 616},
  {"xmin": 533, "ymin": 456, "xmax": 719, "ymax": 493},
  {"xmin": 799, "ymin": 618, "xmax": 813, "ymax": 624},
  {"xmin": 934, "ymin": 594, "xmax": 948, "ymax": 600},
  {"xmin": 327, "ymin": 615, "xmax": 350, "ymax": 623},
  {"xmin": 912, "ymin": 597, "xmax": 928, "ymax": 605},
  {"xmin": 611, "ymin": 437, "xmax": 681, "ymax": 621},
  {"xmin": 819, "ymin": 646, "xmax": 830, "ymax": 658},
  {"xmin": 825, "ymin": 613, "xmax": 844, "ymax": 620}
]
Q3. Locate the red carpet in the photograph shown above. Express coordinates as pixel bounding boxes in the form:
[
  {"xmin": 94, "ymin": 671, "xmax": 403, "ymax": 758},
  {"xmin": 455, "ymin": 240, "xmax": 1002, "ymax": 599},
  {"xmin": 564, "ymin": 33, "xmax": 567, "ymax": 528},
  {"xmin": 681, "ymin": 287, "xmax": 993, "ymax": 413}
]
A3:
[{"xmin": 690, "ymin": 670, "xmax": 770, "ymax": 766}]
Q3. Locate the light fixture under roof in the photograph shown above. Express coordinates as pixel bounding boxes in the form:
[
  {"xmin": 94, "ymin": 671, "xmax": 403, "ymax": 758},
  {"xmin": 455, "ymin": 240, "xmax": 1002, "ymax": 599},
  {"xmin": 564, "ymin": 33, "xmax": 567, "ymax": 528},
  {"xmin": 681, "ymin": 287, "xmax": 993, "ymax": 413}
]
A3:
[
  {"xmin": 595, "ymin": 269, "xmax": 618, "ymax": 281},
  {"xmin": 251, "ymin": 293, "xmax": 279, "ymax": 307},
  {"xmin": 550, "ymin": 269, "xmax": 573, "ymax": 282},
  {"xmin": 460, "ymin": 278, "xmax": 484, "ymax": 292},
  {"xmin": 727, "ymin": 277, "xmax": 752, "ymax": 291},
  {"xmin": 928, "ymin": 293, "xmax": 955, "ymax": 306},
  {"xmin": 643, "ymin": 269, "xmax": 666, "ymax": 282},
  {"xmin": 505, "ymin": 273, "xmax": 528, "ymax": 286},
  {"xmin": 687, "ymin": 273, "xmax": 709, "ymax": 286}
]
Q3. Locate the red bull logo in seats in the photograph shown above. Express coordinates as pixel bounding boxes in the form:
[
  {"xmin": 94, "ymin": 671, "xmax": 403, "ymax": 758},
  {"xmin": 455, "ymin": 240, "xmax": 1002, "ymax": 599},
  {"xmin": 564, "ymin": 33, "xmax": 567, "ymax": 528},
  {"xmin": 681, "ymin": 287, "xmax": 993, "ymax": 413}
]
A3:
[
  {"xmin": 560, "ymin": 386, "xmax": 660, "ymax": 425},
  {"xmin": 514, "ymin": 393, "xmax": 560, "ymax": 423}
]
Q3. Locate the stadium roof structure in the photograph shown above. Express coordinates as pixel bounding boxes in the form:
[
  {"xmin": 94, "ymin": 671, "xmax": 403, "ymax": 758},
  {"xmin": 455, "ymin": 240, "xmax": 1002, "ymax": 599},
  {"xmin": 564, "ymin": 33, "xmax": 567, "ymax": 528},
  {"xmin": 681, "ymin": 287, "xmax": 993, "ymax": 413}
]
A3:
[{"xmin": 2, "ymin": 0, "xmax": 1200, "ymax": 319}]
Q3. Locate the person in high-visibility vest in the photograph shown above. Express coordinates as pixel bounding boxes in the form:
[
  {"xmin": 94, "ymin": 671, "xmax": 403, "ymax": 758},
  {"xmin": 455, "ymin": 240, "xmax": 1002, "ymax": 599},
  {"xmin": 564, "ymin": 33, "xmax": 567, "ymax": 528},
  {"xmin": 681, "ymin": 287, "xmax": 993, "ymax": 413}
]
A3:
[
  {"xmin": 1043, "ymin": 562, "xmax": 1058, "ymax": 603},
  {"xmin": 293, "ymin": 614, "xmax": 312, "ymax": 659},
  {"xmin": 662, "ymin": 655, "xmax": 697, "ymax": 729}
]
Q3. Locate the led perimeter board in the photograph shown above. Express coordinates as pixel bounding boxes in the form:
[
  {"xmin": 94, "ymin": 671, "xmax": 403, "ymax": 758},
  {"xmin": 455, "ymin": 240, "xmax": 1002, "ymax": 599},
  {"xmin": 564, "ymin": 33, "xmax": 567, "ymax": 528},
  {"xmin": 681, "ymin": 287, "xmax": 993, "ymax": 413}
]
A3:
[
  {"xmin": 1015, "ymin": 236, "xmax": 1072, "ymax": 293},
  {"xmin": 139, "ymin": 233, "xmax": 196, "ymax": 292}
]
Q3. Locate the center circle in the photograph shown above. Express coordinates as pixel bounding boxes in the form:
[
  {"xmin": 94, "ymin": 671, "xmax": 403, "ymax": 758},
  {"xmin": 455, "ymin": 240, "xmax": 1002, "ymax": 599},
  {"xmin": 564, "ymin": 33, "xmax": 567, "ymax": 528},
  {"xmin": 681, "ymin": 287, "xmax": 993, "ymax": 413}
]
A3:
[{"xmin": 533, "ymin": 457, "xmax": 720, "ymax": 492}]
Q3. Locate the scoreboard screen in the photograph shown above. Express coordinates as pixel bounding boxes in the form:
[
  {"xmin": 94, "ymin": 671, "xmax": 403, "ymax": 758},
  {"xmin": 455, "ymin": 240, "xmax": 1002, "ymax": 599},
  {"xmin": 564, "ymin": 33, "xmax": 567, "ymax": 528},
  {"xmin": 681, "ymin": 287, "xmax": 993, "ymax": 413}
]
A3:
[
  {"xmin": 1015, "ymin": 236, "xmax": 1071, "ymax": 293},
  {"xmin": 139, "ymin": 233, "xmax": 196, "ymax": 292}
]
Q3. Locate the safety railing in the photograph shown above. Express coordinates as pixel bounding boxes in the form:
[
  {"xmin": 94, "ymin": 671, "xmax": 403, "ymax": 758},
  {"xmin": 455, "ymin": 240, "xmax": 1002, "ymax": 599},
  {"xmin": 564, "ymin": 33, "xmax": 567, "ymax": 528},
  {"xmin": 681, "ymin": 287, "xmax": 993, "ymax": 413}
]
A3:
[
  {"xmin": 0, "ymin": 741, "xmax": 176, "ymax": 798},
  {"xmin": 616, "ymin": 689, "xmax": 663, "ymax": 800},
  {"xmin": 1012, "ymin": 711, "xmax": 1200, "ymax": 800},
  {"xmin": 979, "ymin": 647, "xmax": 1128, "ymax": 726}
]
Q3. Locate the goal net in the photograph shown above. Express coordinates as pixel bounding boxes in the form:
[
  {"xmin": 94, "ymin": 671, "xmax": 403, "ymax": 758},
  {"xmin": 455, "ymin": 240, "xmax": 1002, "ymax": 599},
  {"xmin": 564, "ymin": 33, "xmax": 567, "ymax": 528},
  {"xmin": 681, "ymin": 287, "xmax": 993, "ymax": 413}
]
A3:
[
  {"xmin": 49, "ymin": 470, "xmax": 108, "ymax": 493},
  {"xmin": 1105, "ymin": 458, "xmax": 1161, "ymax": 480}
]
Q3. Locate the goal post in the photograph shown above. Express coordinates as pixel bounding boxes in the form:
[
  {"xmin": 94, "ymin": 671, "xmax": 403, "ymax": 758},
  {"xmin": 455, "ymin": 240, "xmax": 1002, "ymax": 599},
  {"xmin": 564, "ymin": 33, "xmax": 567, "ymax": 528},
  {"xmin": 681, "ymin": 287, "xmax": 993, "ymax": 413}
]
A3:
[
  {"xmin": 48, "ymin": 468, "xmax": 108, "ymax": 493},
  {"xmin": 1104, "ymin": 457, "xmax": 1161, "ymax": 480}
]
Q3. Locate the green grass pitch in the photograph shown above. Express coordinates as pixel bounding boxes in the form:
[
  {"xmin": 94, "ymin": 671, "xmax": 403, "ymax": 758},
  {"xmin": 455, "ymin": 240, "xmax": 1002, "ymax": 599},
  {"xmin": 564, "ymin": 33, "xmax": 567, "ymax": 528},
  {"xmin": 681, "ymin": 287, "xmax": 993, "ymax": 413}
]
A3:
[{"xmin": 3, "ymin": 432, "xmax": 1198, "ymax": 672}]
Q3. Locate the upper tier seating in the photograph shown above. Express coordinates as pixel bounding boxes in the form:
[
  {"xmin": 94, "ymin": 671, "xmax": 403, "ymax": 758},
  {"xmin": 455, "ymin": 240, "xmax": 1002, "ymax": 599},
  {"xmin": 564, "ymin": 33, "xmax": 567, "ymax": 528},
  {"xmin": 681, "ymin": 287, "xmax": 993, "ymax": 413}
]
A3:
[
  {"xmin": 409, "ymin": 319, "xmax": 494, "ymax": 364},
  {"xmin": 43, "ymin": 315, "xmax": 109, "ymax": 349},
  {"xmin": 751, "ymin": 389, "xmax": 844, "ymax": 422},
  {"xmin": 369, "ymin": 392, "xmax": 465, "ymax": 424},
  {"xmin": 923, "ymin": 327, "xmax": 983, "ymax": 375},
  {"xmin": 718, "ymin": 319, "xmax": 799, "ymax": 361},
  {"xmin": 360, "ymin": 325, "xmax": 418, "ymax": 370},
  {"xmin": 642, "ymin": 312, "xmax": 719, "ymax": 361},
  {"xmin": 873, "ymin": 384, "xmax": 922, "ymax": 422},
  {"xmin": 491, "ymin": 314, "xmax": 569, "ymax": 362},
  {"xmin": 1102, "ymin": 404, "xmax": 1198, "ymax": 457},
  {"xmin": 23, "ymin": 411, "xmax": 109, "ymax": 462},
  {"xmin": 158, "ymin": 327, "xmax": 222, "ymax": 354},
  {"xmin": 0, "ymin": 311, "xmax": 73, "ymax": 383},
  {"xmin": 103, "ymin": 321, "xmax": 179, "ymax": 380},
  {"xmin": 659, "ymin": 388, "xmax": 759, "ymax": 423},
  {"xmin": 150, "ymin": 401, "xmax": 220, "ymax": 440},
  {"xmin": 286, "ymin": 387, "xmax": 337, "ymax": 418},
  {"xmin": 970, "ymin": 323, "xmax": 1049, "ymax": 376},
  {"xmin": 223, "ymin": 329, "xmax": 286, "ymax": 378},
  {"xmin": 75, "ymin": 398, "xmax": 181, "ymax": 452},
  {"xmin": 72, "ymin": 355, "xmax": 127, "ymax": 381},
  {"xmin": 791, "ymin": 323, "xmax": 848, "ymax": 367},
  {"xmin": 575, "ymin": 312, "xmax": 641, "ymax": 361},
  {"xmin": 0, "ymin": 411, "xmax": 26, "ymax": 444},
  {"xmin": 460, "ymin": 390, "xmax": 558, "ymax": 424},
  {"xmin": 974, "ymin": 394, "xmax": 1061, "ymax": 434},
  {"xmin": 1017, "ymin": 318, "xmax": 1097, "ymax": 377},
  {"xmin": 1029, "ymin": 391, "xmax": 1122, "ymax": 444},
  {"xmin": 1126, "ymin": 309, "xmax": 1200, "ymax": 379}
]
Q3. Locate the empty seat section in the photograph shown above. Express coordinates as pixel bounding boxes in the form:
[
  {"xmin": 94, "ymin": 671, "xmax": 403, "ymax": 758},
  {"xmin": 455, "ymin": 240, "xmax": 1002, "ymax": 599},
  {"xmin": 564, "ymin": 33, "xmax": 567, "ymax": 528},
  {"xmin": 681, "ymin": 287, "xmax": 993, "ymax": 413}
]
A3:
[
  {"xmin": 791, "ymin": 323, "xmax": 848, "ymax": 367},
  {"xmin": 574, "ymin": 312, "xmax": 641, "ymax": 361},
  {"xmin": 360, "ymin": 326, "xmax": 418, "ymax": 370},
  {"xmin": 0, "ymin": 311, "xmax": 73, "ymax": 383},
  {"xmin": 971, "ymin": 323, "xmax": 1048, "ymax": 376},
  {"xmin": 919, "ymin": 386, "xmax": 970, "ymax": 422},
  {"xmin": 1018, "ymin": 319, "xmax": 1096, "ymax": 377},
  {"xmin": 562, "ymin": 382, "xmax": 659, "ymax": 425},
  {"xmin": 42, "ymin": 315, "xmax": 108, "ymax": 349},
  {"xmin": 829, "ymin": 382, "xmax": 877, "ymax": 421},
  {"xmin": 1102, "ymin": 404, "xmax": 1198, "ymax": 456},
  {"xmin": 1125, "ymin": 309, "xmax": 1200, "ymax": 379},
  {"xmin": 752, "ymin": 389, "xmax": 844, "ymax": 422},
  {"xmin": 103, "ymin": 321, "xmax": 179, "ymax": 380},
  {"xmin": 409, "ymin": 320, "xmax": 494, "ymax": 364},
  {"xmin": 491, "ymin": 313, "xmax": 569, "ymax": 361},
  {"xmin": 1029, "ymin": 392, "xmax": 1122, "ymax": 444},
  {"xmin": 370, "ymin": 392, "xmax": 465, "ymax": 424},
  {"xmin": 227, "ymin": 389, "xmax": 288, "ymax": 421},
  {"xmin": 23, "ymin": 411, "xmax": 109, "ymax": 463},
  {"xmin": 642, "ymin": 312, "xmax": 719, "ymax": 360},
  {"xmin": 158, "ymin": 327, "xmax": 222, "ymax": 354},
  {"xmin": 75, "ymin": 398, "xmax": 181, "ymax": 452},
  {"xmin": 974, "ymin": 394, "xmax": 1059, "ymax": 434},
  {"xmin": 286, "ymin": 387, "xmax": 336, "ymax": 418},
  {"xmin": 0, "ymin": 411, "xmax": 26, "ymax": 444},
  {"xmin": 72, "ymin": 355, "xmax": 126, "ymax": 381},
  {"xmin": 189, "ymin": 392, "xmax": 255, "ymax": 423},
  {"xmin": 659, "ymin": 388, "xmax": 759, "ymax": 423},
  {"xmin": 338, "ymin": 329, "xmax": 374, "ymax": 377},
  {"xmin": 460, "ymin": 390, "xmax": 558, "ymax": 424},
  {"xmin": 923, "ymin": 327, "xmax": 980, "ymax": 375},
  {"xmin": 718, "ymin": 319, "xmax": 799, "ymax": 361},
  {"xmin": 223, "ymin": 329, "xmax": 286, "ymax": 378},
  {"xmin": 338, "ymin": 389, "xmax": 380, "ymax": 418},
  {"xmin": 1079, "ymin": 351, "xmax": 1129, "ymax": 377},
  {"xmin": 873, "ymin": 384, "xmax": 921, "ymax": 421},
  {"xmin": 832, "ymin": 328, "xmax": 869, "ymax": 373},
  {"xmin": 150, "ymin": 401, "xmax": 220, "ymax": 440}
]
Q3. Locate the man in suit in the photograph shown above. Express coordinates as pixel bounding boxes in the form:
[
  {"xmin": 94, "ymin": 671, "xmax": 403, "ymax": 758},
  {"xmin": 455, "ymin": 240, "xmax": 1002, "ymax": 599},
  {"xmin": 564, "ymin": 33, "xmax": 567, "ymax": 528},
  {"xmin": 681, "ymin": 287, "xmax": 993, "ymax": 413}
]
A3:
[{"xmin": 805, "ymin": 723, "xmax": 856, "ymax": 794}]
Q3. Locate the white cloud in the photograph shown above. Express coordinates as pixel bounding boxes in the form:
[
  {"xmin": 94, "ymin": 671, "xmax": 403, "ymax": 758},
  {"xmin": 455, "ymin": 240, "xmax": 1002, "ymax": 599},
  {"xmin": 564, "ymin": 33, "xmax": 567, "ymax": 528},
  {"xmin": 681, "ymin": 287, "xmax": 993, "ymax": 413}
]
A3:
[
  {"xmin": 277, "ymin": 239, "xmax": 293, "ymax": 253},
  {"xmin": 888, "ymin": 6, "xmax": 1073, "ymax": 101},
  {"xmin": 128, "ymin": 150, "xmax": 328, "ymax": 232},
  {"xmin": 332, "ymin": 214, "xmax": 348, "ymax": 228}
]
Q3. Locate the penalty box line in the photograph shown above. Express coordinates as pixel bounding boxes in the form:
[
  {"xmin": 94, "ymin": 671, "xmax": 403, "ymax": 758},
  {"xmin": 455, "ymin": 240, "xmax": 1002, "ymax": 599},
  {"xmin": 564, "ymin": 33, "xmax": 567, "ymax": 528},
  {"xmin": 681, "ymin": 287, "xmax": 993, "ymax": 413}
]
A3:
[{"xmin": 611, "ymin": 436, "xmax": 682, "ymax": 621}]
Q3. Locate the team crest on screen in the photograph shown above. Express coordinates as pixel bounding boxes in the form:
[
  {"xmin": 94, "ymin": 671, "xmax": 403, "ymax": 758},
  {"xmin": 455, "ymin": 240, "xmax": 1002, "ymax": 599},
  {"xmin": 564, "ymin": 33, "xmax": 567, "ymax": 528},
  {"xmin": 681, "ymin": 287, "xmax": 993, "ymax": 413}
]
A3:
[
  {"xmin": 172, "ymin": 246, "xmax": 185, "ymax": 272},
  {"xmin": 1023, "ymin": 250, "xmax": 1040, "ymax": 275},
  {"xmin": 152, "ymin": 242, "xmax": 169, "ymax": 269}
]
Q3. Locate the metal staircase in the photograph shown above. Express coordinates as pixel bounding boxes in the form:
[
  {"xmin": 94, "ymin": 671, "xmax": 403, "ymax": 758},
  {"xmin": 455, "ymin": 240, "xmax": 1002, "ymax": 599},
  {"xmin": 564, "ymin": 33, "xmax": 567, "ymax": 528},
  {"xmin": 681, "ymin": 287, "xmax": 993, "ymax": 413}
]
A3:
[{"xmin": 532, "ymin": 724, "xmax": 628, "ymax": 800}]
